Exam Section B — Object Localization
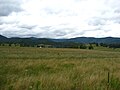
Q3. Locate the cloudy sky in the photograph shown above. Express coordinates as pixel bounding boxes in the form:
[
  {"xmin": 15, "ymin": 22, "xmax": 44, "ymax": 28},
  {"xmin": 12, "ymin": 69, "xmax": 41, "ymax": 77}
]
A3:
[{"xmin": 0, "ymin": 0, "xmax": 120, "ymax": 38}]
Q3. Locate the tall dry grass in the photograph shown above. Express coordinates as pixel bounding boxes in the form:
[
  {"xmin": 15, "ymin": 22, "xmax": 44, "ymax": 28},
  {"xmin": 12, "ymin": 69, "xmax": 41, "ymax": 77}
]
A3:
[{"xmin": 0, "ymin": 47, "xmax": 120, "ymax": 90}]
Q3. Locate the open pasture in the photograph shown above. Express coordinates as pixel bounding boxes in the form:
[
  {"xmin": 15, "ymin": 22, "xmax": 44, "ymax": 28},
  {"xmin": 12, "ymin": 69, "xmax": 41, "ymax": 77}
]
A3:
[{"xmin": 0, "ymin": 47, "xmax": 120, "ymax": 90}]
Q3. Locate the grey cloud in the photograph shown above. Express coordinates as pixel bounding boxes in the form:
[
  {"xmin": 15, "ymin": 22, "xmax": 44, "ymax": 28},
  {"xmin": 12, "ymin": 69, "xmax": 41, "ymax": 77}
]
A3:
[
  {"xmin": 44, "ymin": 7, "xmax": 77, "ymax": 16},
  {"xmin": 51, "ymin": 28, "xmax": 77, "ymax": 38},
  {"xmin": 1, "ymin": 28, "xmax": 34, "ymax": 38},
  {"xmin": 113, "ymin": 9, "xmax": 120, "ymax": 24},
  {"xmin": 2, "ymin": 31, "xmax": 19, "ymax": 38},
  {"xmin": 0, "ymin": 17, "xmax": 5, "ymax": 25},
  {"xmin": 0, "ymin": 18, "xmax": 3, "ymax": 25},
  {"xmin": 73, "ymin": 31, "xmax": 85, "ymax": 36},
  {"xmin": 114, "ymin": 9, "xmax": 120, "ymax": 13},
  {"xmin": 38, "ymin": 26, "xmax": 75, "ymax": 38},
  {"xmin": 44, "ymin": 8, "xmax": 61, "ymax": 15},
  {"xmin": 88, "ymin": 15, "xmax": 120, "ymax": 26},
  {"xmin": 92, "ymin": 27, "xmax": 109, "ymax": 33},
  {"xmin": 88, "ymin": 17, "xmax": 106, "ymax": 26},
  {"xmin": 74, "ymin": 29, "xmax": 108, "ymax": 37},
  {"xmin": 111, "ymin": 16, "xmax": 120, "ymax": 24},
  {"xmin": 40, "ymin": 26, "xmax": 52, "ymax": 30},
  {"xmin": 18, "ymin": 34, "xmax": 40, "ymax": 38},
  {"xmin": 19, "ymin": 25, "xmax": 37, "ymax": 30},
  {"xmin": 52, "ymin": 30, "xmax": 67, "ymax": 37},
  {"xmin": 37, "ymin": 30, "xmax": 67, "ymax": 38},
  {"xmin": 0, "ymin": 16, "xmax": 19, "ymax": 25},
  {"xmin": 36, "ymin": 22, "xmax": 76, "ymax": 37},
  {"xmin": 0, "ymin": 0, "xmax": 22, "ymax": 16},
  {"xmin": 105, "ymin": 0, "xmax": 120, "ymax": 8},
  {"xmin": 114, "ymin": 19, "xmax": 120, "ymax": 24}
]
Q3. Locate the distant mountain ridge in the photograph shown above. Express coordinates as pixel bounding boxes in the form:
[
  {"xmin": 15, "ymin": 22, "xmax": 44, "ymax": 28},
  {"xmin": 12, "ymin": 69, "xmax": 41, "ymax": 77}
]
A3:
[
  {"xmin": 0, "ymin": 35, "xmax": 7, "ymax": 39},
  {"xmin": 51, "ymin": 37, "xmax": 120, "ymax": 44},
  {"xmin": 0, "ymin": 35, "xmax": 8, "ymax": 42},
  {"xmin": 1, "ymin": 35, "xmax": 120, "ymax": 45}
]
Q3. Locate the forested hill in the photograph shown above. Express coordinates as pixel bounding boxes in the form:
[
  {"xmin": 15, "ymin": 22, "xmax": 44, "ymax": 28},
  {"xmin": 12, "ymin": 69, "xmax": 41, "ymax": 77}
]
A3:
[
  {"xmin": 51, "ymin": 37, "xmax": 120, "ymax": 44},
  {"xmin": 0, "ymin": 35, "xmax": 54, "ymax": 47},
  {"xmin": 1, "ymin": 35, "xmax": 120, "ymax": 44},
  {"xmin": 1, "ymin": 35, "xmax": 120, "ymax": 48}
]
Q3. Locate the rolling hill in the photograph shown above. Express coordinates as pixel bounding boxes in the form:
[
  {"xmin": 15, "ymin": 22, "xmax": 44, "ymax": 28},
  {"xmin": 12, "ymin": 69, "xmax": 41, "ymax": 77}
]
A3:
[{"xmin": 1, "ymin": 35, "xmax": 120, "ymax": 47}]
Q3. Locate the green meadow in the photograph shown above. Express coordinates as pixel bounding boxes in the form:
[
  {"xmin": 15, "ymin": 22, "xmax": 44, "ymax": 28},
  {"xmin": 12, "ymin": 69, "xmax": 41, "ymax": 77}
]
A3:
[{"xmin": 0, "ymin": 46, "xmax": 120, "ymax": 90}]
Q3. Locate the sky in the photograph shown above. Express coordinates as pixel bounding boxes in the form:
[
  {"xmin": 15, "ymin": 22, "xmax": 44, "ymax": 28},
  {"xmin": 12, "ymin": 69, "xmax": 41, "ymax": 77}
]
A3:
[{"xmin": 0, "ymin": 0, "xmax": 120, "ymax": 38}]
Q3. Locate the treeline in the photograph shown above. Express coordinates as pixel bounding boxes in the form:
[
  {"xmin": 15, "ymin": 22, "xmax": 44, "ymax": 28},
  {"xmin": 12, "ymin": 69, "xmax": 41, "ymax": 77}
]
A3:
[
  {"xmin": 0, "ymin": 37, "xmax": 120, "ymax": 49},
  {"xmin": 99, "ymin": 43, "xmax": 120, "ymax": 48},
  {"xmin": 0, "ymin": 41, "xmax": 94, "ymax": 49},
  {"xmin": 1, "ymin": 35, "xmax": 120, "ymax": 49}
]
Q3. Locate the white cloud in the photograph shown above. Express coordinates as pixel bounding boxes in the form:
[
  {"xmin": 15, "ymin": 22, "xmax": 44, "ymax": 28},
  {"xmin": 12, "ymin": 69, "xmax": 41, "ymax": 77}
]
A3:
[{"xmin": 0, "ymin": 0, "xmax": 120, "ymax": 38}]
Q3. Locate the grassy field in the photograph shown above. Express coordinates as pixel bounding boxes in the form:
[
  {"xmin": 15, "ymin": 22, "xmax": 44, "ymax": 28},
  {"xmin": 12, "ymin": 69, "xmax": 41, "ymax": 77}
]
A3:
[{"xmin": 0, "ymin": 47, "xmax": 120, "ymax": 90}]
